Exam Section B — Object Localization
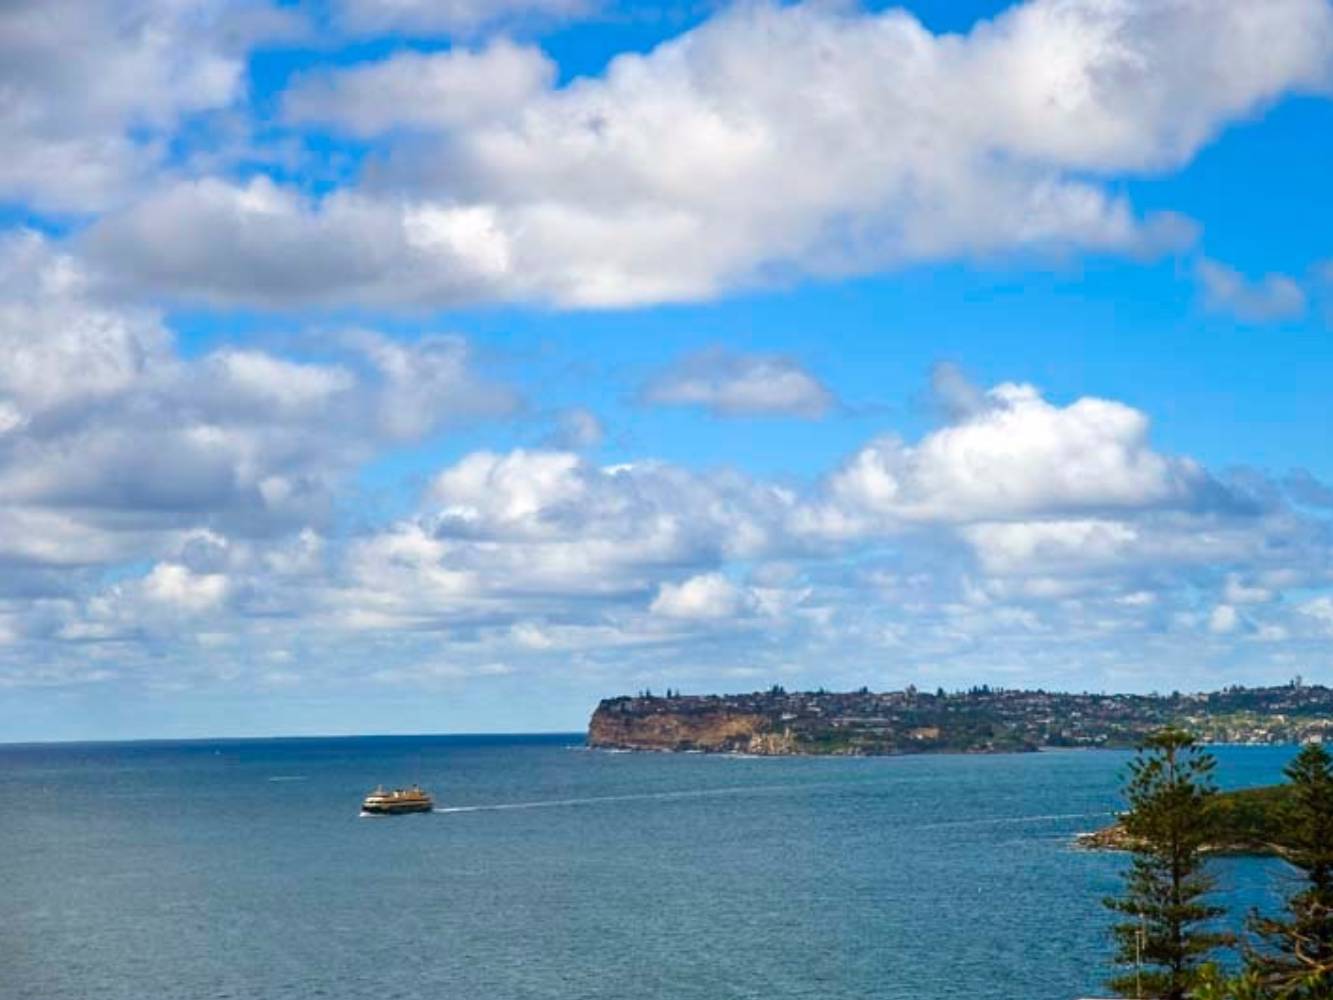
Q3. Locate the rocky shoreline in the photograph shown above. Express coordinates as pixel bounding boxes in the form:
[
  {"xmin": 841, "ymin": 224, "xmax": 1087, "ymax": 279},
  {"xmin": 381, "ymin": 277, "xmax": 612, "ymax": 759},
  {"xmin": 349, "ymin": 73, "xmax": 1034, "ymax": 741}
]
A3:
[
  {"xmin": 1074, "ymin": 823, "xmax": 1285, "ymax": 857},
  {"xmin": 1074, "ymin": 782, "xmax": 1293, "ymax": 857}
]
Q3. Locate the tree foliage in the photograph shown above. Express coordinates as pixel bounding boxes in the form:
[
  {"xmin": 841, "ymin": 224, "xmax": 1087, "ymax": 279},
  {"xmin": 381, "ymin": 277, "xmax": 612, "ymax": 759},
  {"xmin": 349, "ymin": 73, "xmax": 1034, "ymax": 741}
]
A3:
[
  {"xmin": 1244, "ymin": 742, "xmax": 1333, "ymax": 999},
  {"xmin": 1105, "ymin": 728, "xmax": 1230, "ymax": 999}
]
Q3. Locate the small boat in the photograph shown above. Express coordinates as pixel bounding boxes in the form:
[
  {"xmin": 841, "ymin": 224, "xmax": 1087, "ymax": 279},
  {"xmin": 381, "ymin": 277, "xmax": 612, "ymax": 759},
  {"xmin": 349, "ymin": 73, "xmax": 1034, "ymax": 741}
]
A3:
[{"xmin": 361, "ymin": 784, "xmax": 434, "ymax": 815}]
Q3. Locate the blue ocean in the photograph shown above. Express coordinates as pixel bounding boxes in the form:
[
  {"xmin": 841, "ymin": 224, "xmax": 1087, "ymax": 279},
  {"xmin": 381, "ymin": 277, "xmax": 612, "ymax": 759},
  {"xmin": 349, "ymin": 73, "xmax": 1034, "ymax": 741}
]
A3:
[{"xmin": 1, "ymin": 737, "xmax": 1296, "ymax": 1000}]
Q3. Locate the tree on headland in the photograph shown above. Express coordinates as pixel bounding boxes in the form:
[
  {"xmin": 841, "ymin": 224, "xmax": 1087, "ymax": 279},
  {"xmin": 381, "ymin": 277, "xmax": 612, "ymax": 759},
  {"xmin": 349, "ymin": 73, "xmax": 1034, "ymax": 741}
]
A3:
[
  {"xmin": 1244, "ymin": 741, "xmax": 1333, "ymax": 998},
  {"xmin": 1193, "ymin": 964, "xmax": 1265, "ymax": 1000},
  {"xmin": 1105, "ymin": 728, "xmax": 1230, "ymax": 1000}
]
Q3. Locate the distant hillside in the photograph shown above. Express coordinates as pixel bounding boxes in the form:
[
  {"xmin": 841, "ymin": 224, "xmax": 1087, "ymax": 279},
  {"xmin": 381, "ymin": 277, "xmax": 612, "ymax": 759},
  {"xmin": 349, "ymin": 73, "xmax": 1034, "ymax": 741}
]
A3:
[{"xmin": 587, "ymin": 683, "xmax": 1333, "ymax": 756}]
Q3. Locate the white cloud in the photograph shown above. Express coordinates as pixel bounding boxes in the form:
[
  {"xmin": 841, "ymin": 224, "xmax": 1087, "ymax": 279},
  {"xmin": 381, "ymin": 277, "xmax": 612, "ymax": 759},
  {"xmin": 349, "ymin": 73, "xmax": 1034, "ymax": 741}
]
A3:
[
  {"xmin": 347, "ymin": 330, "xmax": 519, "ymax": 439},
  {"xmin": 88, "ymin": 0, "xmax": 1333, "ymax": 309},
  {"xmin": 0, "ymin": 507, "xmax": 151, "ymax": 568},
  {"xmin": 651, "ymin": 573, "xmax": 744, "ymax": 619},
  {"xmin": 283, "ymin": 40, "xmax": 557, "ymax": 136},
  {"xmin": 83, "ymin": 177, "xmax": 520, "ymax": 309},
  {"xmin": 0, "ymin": 230, "xmax": 171, "ymax": 413},
  {"xmin": 141, "ymin": 563, "xmax": 230, "ymax": 612},
  {"xmin": 960, "ymin": 508, "xmax": 1327, "ymax": 591},
  {"xmin": 429, "ymin": 449, "xmax": 588, "ymax": 528},
  {"xmin": 333, "ymin": 0, "xmax": 595, "ymax": 35},
  {"xmin": 961, "ymin": 520, "xmax": 1142, "ymax": 576},
  {"xmin": 1302, "ymin": 595, "xmax": 1333, "ymax": 629},
  {"xmin": 0, "ymin": 0, "xmax": 293, "ymax": 212},
  {"xmin": 810, "ymin": 381, "xmax": 1204, "ymax": 528},
  {"xmin": 314, "ymin": 448, "xmax": 800, "ymax": 636},
  {"xmin": 0, "ymin": 233, "xmax": 519, "ymax": 569},
  {"xmin": 1223, "ymin": 574, "xmax": 1274, "ymax": 605},
  {"xmin": 311, "ymin": 373, "xmax": 1332, "ymax": 663},
  {"xmin": 1208, "ymin": 603, "xmax": 1240, "ymax": 634},
  {"xmin": 423, "ymin": 449, "xmax": 788, "ymax": 559},
  {"xmin": 1197, "ymin": 257, "xmax": 1308, "ymax": 322},
  {"xmin": 641, "ymin": 347, "xmax": 836, "ymax": 418},
  {"xmin": 1, "ymin": 305, "xmax": 1331, "ymax": 703},
  {"xmin": 370, "ymin": 660, "xmax": 514, "ymax": 686}
]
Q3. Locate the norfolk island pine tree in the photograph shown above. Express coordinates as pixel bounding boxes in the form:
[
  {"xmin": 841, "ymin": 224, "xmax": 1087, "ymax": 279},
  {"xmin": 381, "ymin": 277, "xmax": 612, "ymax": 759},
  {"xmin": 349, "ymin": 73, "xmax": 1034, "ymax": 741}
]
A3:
[{"xmin": 1104, "ymin": 728, "xmax": 1231, "ymax": 1000}]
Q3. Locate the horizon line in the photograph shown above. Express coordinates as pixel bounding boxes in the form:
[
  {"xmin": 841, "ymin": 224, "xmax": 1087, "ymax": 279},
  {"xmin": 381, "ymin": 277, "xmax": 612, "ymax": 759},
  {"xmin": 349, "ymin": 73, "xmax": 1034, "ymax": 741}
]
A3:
[{"xmin": 0, "ymin": 730, "xmax": 588, "ymax": 750}]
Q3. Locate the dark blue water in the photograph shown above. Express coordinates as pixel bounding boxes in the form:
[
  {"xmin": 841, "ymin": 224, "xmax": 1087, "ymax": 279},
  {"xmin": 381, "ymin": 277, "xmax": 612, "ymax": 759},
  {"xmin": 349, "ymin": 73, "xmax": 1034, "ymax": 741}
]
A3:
[{"xmin": 1, "ymin": 737, "xmax": 1297, "ymax": 1000}]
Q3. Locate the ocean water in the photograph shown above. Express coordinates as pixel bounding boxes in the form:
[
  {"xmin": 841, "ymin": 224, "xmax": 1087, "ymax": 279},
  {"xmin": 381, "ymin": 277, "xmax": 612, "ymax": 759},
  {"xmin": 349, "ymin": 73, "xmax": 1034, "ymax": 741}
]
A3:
[{"xmin": 0, "ymin": 737, "xmax": 1298, "ymax": 1000}]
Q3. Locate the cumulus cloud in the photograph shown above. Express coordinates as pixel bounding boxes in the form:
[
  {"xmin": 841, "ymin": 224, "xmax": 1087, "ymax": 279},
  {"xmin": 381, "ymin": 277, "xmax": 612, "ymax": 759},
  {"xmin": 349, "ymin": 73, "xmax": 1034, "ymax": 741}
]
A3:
[
  {"xmin": 140, "ymin": 562, "xmax": 231, "ymax": 613},
  {"xmin": 0, "ymin": 231, "xmax": 170, "ymax": 416},
  {"xmin": 82, "ymin": 177, "xmax": 520, "ymax": 309},
  {"xmin": 293, "ymin": 377, "xmax": 1332, "ymax": 666},
  {"xmin": 345, "ymin": 329, "xmax": 519, "ymax": 439},
  {"xmin": 808, "ymin": 381, "xmax": 1206, "ymax": 530},
  {"xmin": 1223, "ymin": 574, "xmax": 1274, "ymax": 605},
  {"xmin": 641, "ymin": 347, "xmax": 836, "ymax": 418},
  {"xmin": 86, "ymin": 0, "xmax": 1333, "ymax": 310},
  {"xmin": 958, "ymin": 510, "xmax": 1323, "ymax": 586},
  {"xmin": 333, "ymin": 0, "xmax": 596, "ymax": 35},
  {"xmin": 9, "ymin": 2, "xmax": 1333, "ymax": 714},
  {"xmin": 1302, "ymin": 596, "xmax": 1333, "ymax": 630},
  {"xmin": 960, "ymin": 519, "xmax": 1143, "ymax": 577},
  {"xmin": 420, "ymin": 447, "xmax": 787, "ymax": 560},
  {"xmin": 0, "ymin": 0, "xmax": 293, "ymax": 212},
  {"xmin": 651, "ymin": 573, "xmax": 744, "ymax": 619},
  {"xmin": 1208, "ymin": 604, "xmax": 1240, "ymax": 634},
  {"xmin": 370, "ymin": 660, "xmax": 515, "ymax": 687},
  {"xmin": 297, "ymin": 447, "xmax": 800, "ymax": 639},
  {"xmin": 0, "ymin": 232, "xmax": 518, "ymax": 570},
  {"xmin": 283, "ymin": 40, "xmax": 557, "ymax": 136},
  {"xmin": 2, "ymin": 320, "xmax": 1331, "ymax": 701},
  {"xmin": 1197, "ymin": 257, "xmax": 1308, "ymax": 322}
]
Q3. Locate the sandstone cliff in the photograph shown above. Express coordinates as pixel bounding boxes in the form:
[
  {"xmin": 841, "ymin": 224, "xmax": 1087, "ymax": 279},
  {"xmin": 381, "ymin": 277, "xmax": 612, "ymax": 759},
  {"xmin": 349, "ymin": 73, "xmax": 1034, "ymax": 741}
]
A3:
[
  {"xmin": 586, "ymin": 689, "xmax": 1043, "ymax": 755},
  {"xmin": 587, "ymin": 703, "xmax": 794, "ymax": 753}
]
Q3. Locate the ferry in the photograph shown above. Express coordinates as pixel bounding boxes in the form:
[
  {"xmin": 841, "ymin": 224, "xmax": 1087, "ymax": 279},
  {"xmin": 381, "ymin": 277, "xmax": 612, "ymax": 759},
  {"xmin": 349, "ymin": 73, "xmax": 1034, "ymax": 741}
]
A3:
[{"xmin": 361, "ymin": 784, "xmax": 434, "ymax": 815}]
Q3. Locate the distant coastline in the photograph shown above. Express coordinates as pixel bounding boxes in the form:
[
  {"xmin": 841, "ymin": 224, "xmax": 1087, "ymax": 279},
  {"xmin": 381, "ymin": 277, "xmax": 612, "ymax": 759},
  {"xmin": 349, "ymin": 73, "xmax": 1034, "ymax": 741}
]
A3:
[{"xmin": 587, "ymin": 683, "xmax": 1333, "ymax": 757}]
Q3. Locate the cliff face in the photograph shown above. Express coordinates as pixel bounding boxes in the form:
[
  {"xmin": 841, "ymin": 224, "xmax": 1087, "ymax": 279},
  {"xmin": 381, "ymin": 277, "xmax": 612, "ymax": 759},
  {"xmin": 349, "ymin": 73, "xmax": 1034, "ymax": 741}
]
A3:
[
  {"xmin": 585, "ymin": 689, "xmax": 1043, "ymax": 755},
  {"xmin": 588, "ymin": 703, "xmax": 794, "ymax": 753},
  {"xmin": 587, "ymin": 683, "xmax": 1333, "ymax": 756}
]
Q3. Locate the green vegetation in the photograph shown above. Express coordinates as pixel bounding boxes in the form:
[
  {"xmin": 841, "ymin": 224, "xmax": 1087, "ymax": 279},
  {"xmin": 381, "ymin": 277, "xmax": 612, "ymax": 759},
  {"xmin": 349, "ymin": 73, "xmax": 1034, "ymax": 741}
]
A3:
[
  {"xmin": 593, "ymin": 682, "xmax": 1333, "ymax": 756},
  {"xmin": 1104, "ymin": 729, "xmax": 1231, "ymax": 1000},
  {"xmin": 1207, "ymin": 785, "xmax": 1294, "ymax": 852},
  {"xmin": 1244, "ymin": 742, "xmax": 1333, "ymax": 998},
  {"xmin": 1081, "ymin": 784, "xmax": 1294, "ymax": 855},
  {"xmin": 1099, "ymin": 737, "xmax": 1333, "ymax": 999}
]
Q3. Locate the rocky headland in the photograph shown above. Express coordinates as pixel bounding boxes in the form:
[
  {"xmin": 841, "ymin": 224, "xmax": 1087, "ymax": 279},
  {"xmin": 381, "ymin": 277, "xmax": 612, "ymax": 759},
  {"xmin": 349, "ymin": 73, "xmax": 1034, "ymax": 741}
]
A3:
[
  {"xmin": 1076, "ymin": 783, "xmax": 1293, "ymax": 857},
  {"xmin": 587, "ymin": 682, "xmax": 1333, "ymax": 757},
  {"xmin": 587, "ymin": 687, "xmax": 1038, "ymax": 755}
]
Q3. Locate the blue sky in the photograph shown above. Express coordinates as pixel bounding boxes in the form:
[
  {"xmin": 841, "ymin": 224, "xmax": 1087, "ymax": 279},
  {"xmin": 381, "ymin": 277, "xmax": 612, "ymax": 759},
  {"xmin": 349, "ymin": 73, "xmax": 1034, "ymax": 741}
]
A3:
[{"xmin": 1, "ymin": 0, "xmax": 1332, "ymax": 741}]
